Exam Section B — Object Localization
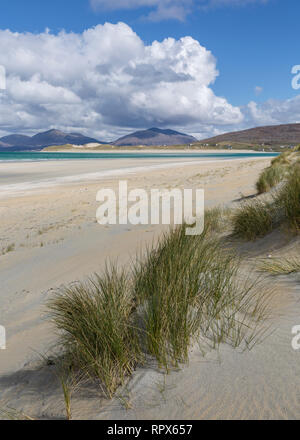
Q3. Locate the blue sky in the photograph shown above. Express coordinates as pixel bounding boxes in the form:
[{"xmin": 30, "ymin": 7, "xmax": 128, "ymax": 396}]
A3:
[{"xmin": 0, "ymin": 0, "xmax": 299, "ymax": 140}]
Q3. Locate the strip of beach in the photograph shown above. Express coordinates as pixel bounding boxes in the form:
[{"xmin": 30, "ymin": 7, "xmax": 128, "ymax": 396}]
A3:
[{"xmin": 0, "ymin": 152, "xmax": 300, "ymax": 420}]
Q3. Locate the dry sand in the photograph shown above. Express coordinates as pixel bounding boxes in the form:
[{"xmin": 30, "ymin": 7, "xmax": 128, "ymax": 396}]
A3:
[{"xmin": 0, "ymin": 155, "xmax": 300, "ymax": 419}]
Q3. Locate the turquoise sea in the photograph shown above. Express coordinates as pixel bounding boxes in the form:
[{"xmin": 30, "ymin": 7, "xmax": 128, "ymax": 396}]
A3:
[{"xmin": 0, "ymin": 151, "xmax": 278, "ymax": 162}]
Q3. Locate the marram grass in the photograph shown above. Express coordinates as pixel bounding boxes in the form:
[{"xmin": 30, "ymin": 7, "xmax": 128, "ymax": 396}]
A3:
[
  {"xmin": 275, "ymin": 169, "xmax": 300, "ymax": 231},
  {"xmin": 258, "ymin": 256, "xmax": 300, "ymax": 275},
  {"xmin": 48, "ymin": 210, "xmax": 272, "ymax": 398},
  {"xmin": 256, "ymin": 165, "xmax": 286, "ymax": 194},
  {"xmin": 232, "ymin": 198, "xmax": 275, "ymax": 241},
  {"xmin": 47, "ymin": 265, "xmax": 142, "ymax": 398},
  {"xmin": 255, "ymin": 150, "xmax": 300, "ymax": 195},
  {"xmin": 233, "ymin": 155, "xmax": 300, "ymax": 240}
]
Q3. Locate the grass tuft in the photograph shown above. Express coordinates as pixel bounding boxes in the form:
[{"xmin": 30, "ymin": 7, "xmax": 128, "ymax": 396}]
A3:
[
  {"xmin": 258, "ymin": 256, "xmax": 300, "ymax": 275},
  {"xmin": 47, "ymin": 264, "xmax": 143, "ymax": 398},
  {"xmin": 233, "ymin": 155, "xmax": 300, "ymax": 240},
  {"xmin": 275, "ymin": 170, "xmax": 300, "ymax": 231},
  {"xmin": 271, "ymin": 152, "xmax": 291, "ymax": 166},
  {"xmin": 133, "ymin": 218, "xmax": 269, "ymax": 369},
  {"xmin": 256, "ymin": 165, "xmax": 286, "ymax": 194},
  {"xmin": 48, "ymin": 210, "xmax": 272, "ymax": 397},
  {"xmin": 232, "ymin": 199, "xmax": 275, "ymax": 241}
]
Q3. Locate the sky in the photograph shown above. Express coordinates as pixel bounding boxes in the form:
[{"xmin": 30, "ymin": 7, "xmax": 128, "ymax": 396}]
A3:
[{"xmin": 0, "ymin": 0, "xmax": 299, "ymax": 141}]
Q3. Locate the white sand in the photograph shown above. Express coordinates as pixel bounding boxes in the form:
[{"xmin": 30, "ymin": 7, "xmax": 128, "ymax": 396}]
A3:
[
  {"xmin": 1, "ymin": 155, "xmax": 300, "ymax": 419},
  {"xmin": 0, "ymin": 154, "xmax": 266, "ymax": 197}
]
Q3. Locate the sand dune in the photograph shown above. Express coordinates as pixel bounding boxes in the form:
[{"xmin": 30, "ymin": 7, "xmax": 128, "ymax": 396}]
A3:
[{"xmin": 1, "ymin": 155, "xmax": 300, "ymax": 420}]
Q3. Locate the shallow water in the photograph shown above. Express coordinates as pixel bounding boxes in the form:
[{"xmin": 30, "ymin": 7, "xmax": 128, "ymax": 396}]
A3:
[{"xmin": 0, "ymin": 151, "xmax": 278, "ymax": 162}]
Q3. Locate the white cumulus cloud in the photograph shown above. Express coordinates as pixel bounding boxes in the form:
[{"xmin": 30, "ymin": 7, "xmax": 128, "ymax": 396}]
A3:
[
  {"xmin": 0, "ymin": 23, "xmax": 243, "ymax": 140},
  {"xmin": 246, "ymin": 96, "xmax": 300, "ymax": 126}
]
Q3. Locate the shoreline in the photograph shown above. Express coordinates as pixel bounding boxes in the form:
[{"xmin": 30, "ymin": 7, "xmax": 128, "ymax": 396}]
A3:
[
  {"xmin": 0, "ymin": 149, "xmax": 277, "ymax": 163},
  {"xmin": 0, "ymin": 155, "xmax": 276, "ymax": 198}
]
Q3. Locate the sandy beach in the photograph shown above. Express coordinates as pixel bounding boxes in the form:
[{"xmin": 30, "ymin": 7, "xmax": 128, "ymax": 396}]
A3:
[{"xmin": 1, "ymin": 154, "xmax": 300, "ymax": 420}]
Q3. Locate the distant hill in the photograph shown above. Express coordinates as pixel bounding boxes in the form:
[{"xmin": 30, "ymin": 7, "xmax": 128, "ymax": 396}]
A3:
[
  {"xmin": 200, "ymin": 123, "xmax": 300, "ymax": 146},
  {"xmin": 0, "ymin": 129, "xmax": 104, "ymax": 151},
  {"xmin": 0, "ymin": 134, "xmax": 32, "ymax": 147},
  {"xmin": 113, "ymin": 128, "xmax": 197, "ymax": 146},
  {"xmin": 2, "ymin": 123, "xmax": 300, "ymax": 151}
]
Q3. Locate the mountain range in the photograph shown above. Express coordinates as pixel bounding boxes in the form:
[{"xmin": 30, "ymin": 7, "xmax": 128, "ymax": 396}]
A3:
[
  {"xmin": 0, "ymin": 129, "xmax": 104, "ymax": 151},
  {"xmin": 0, "ymin": 127, "xmax": 197, "ymax": 151},
  {"xmin": 1, "ymin": 123, "xmax": 300, "ymax": 151},
  {"xmin": 113, "ymin": 127, "xmax": 197, "ymax": 146}
]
